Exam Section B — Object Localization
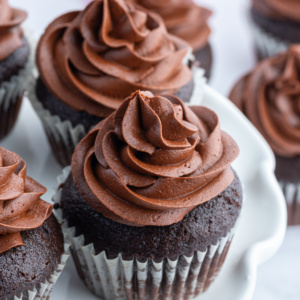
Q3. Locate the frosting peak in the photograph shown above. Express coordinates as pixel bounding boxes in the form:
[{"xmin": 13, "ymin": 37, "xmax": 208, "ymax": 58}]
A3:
[
  {"xmin": 0, "ymin": 147, "xmax": 52, "ymax": 254},
  {"xmin": 229, "ymin": 45, "xmax": 300, "ymax": 157},
  {"xmin": 130, "ymin": 0, "xmax": 212, "ymax": 51},
  {"xmin": 72, "ymin": 91, "xmax": 239, "ymax": 226},
  {"xmin": 37, "ymin": 0, "xmax": 192, "ymax": 118},
  {"xmin": 0, "ymin": 0, "xmax": 27, "ymax": 61}
]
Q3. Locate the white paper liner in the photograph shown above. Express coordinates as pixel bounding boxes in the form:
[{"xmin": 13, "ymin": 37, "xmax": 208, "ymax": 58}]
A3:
[
  {"xmin": 27, "ymin": 67, "xmax": 206, "ymax": 167},
  {"xmin": 0, "ymin": 31, "xmax": 34, "ymax": 139},
  {"xmin": 189, "ymin": 66, "xmax": 206, "ymax": 106},
  {"xmin": 280, "ymin": 181, "xmax": 300, "ymax": 226},
  {"xmin": 54, "ymin": 167, "xmax": 238, "ymax": 300},
  {"xmin": 250, "ymin": 20, "xmax": 290, "ymax": 59}
]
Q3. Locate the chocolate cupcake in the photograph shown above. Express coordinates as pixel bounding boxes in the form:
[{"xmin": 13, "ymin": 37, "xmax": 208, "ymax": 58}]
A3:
[
  {"xmin": 251, "ymin": 0, "xmax": 300, "ymax": 59},
  {"xmin": 0, "ymin": 147, "xmax": 68, "ymax": 299},
  {"xmin": 0, "ymin": 0, "xmax": 32, "ymax": 140},
  {"xmin": 54, "ymin": 90, "xmax": 242, "ymax": 299},
  {"xmin": 129, "ymin": 0, "xmax": 213, "ymax": 78},
  {"xmin": 229, "ymin": 45, "xmax": 300, "ymax": 225},
  {"xmin": 28, "ymin": 0, "xmax": 205, "ymax": 167}
]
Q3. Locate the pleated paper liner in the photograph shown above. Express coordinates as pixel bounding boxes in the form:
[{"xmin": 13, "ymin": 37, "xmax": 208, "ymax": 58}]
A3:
[
  {"xmin": 0, "ymin": 44, "xmax": 33, "ymax": 140},
  {"xmin": 250, "ymin": 20, "xmax": 290, "ymax": 60},
  {"xmin": 280, "ymin": 181, "xmax": 300, "ymax": 226},
  {"xmin": 54, "ymin": 167, "xmax": 238, "ymax": 300}
]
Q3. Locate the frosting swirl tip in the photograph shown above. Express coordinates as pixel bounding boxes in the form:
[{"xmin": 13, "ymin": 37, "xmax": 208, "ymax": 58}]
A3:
[
  {"xmin": 0, "ymin": 147, "xmax": 52, "ymax": 254},
  {"xmin": 72, "ymin": 90, "xmax": 239, "ymax": 226}
]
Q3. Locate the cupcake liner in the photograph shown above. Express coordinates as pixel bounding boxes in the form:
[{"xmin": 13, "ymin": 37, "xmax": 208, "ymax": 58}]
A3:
[
  {"xmin": 0, "ymin": 38, "xmax": 33, "ymax": 140},
  {"xmin": 189, "ymin": 66, "xmax": 206, "ymax": 106},
  {"xmin": 54, "ymin": 167, "xmax": 237, "ymax": 300},
  {"xmin": 27, "ymin": 67, "xmax": 206, "ymax": 167},
  {"xmin": 250, "ymin": 20, "xmax": 290, "ymax": 59},
  {"xmin": 3, "ymin": 220, "xmax": 70, "ymax": 300},
  {"xmin": 280, "ymin": 181, "xmax": 300, "ymax": 226}
]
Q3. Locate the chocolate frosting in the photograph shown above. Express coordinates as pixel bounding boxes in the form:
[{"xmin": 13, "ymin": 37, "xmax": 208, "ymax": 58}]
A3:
[
  {"xmin": 130, "ymin": 0, "xmax": 212, "ymax": 51},
  {"xmin": 229, "ymin": 45, "xmax": 300, "ymax": 157},
  {"xmin": 36, "ymin": 0, "xmax": 192, "ymax": 118},
  {"xmin": 72, "ymin": 91, "xmax": 239, "ymax": 226},
  {"xmin": 252, "ymin": 0, "xmax": 300, "ymax": 23},
  {"xmin": 0, "ymin": 147, "xmax": 52, "ymax": 254},
  {"xmin": 0, "ymin": 0, "xmax": 27, "ymax": 61}
]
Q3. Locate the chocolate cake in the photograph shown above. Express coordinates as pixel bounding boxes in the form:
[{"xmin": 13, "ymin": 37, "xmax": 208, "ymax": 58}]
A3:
[
  {"xmin": 59, "ymin": 91, "xmax": 242, "ymax": 299},
  {"xmin": 0, "ymin": 147, "xmax": 65, "ymax": 300},
  {"xmin": 0, "ymin": 1, "xmax": 30, "ymax": 140},
  {"xmin": 229, "ymin": 45, "xmax": 300, "ymax": 225},
  {"xmin": 32, "ymin": 0, "xmax": 196, "ymax": 166},
  {"xmin": 0, "ymin": 215, "xmax": 64, "ymax": 299}
]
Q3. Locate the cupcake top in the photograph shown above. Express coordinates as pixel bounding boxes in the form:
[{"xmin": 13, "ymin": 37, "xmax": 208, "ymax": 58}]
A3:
[
  {"xmin": 252, "ymin": 0, "xmax": 300, "ymax": 23},
  {"xmin": 72, "ymin": 91, "xmax": 239, "ymax": 226},
  {"xmin": 36, "ymin": 0, "xmax": 193, "ymax": 118},
  {"xmin": 0, "ymin": 0, "xmax": 27, "ymax": 61},
  {"xmin": 0, "ymin": 147, "xmax": 52, "ymax": 254},
  {"xmin": 229, "ymin": 45, "xmax": 300, "ymax": 157},
  {"xmin": 129, "ymin": 0, "xmax": 212, "ymax": 52}
]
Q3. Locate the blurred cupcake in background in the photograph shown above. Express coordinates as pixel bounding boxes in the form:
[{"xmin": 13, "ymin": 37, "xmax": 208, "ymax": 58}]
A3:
[
  {"xmin": 229, "ymin": 45, "xmax": 300, "ymax": 225},
  {"xmin": 251, "ymin": 0, "xmax": 300, "ymax": 59},
  {"xmin": 55, "ymin": 90, "xmax": 243, "ymax": 300},
  {"xmin": 29, "ymin": 0, "xmax": 205, "ymax": 167},
  {"xmin": 129, "ymin": 0, "xmax": 213, "ymax": 79},
  {"xmin": 0, "ymin": 147, "xmax": 68, "ymax": 299},
  {"xmin": 0, "ymin": 0, "xmax": 32, "ymax": 140}
]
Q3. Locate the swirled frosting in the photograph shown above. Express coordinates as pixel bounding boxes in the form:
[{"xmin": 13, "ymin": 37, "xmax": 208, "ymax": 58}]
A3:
[
  {"xmin": 130, "ymin": 0, "xmax": 212, "ymax": 51},
  {"xmin": 72, "ymin": 91, "xmax": 239, "ymax": 226},
  {"xmin": 36, "ymin": 0, "xmax": 192, "ymax": 118},
  {"xmin": 252, "ymin": 0, "xmax": 300, "ymax": 22},
  {"xmin": 0, "ymin": 0, "xmax": 27, "ymax": 61},
  {"xmin": 0, "ymin": 147, "xmax": 52, "ymax": 254},
  {"xmin": 229, "ymin": 45, "xmax": 300, "ymax": 157}
]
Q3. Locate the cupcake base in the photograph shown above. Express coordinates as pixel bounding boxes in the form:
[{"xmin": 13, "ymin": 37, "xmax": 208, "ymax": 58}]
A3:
[
  {"xmin": 0, "ymin": 38, "xmax": 32, "ymax": 140},
  {"xmin": 194, "ymin": 43, "xmax": 213, "ymax": 80},
  {"xmin": 0, "ymin": 215, "xmax": 70, "ymax": 300},
  {"xmin": 66, "ymin": 226, "xmax": 235, "ymax": 300},
  {"xmin": 280, "ymin": 182, "xmax": 300, "ymax": 226},
  {"xmin": 0, "ymin": 94, "xmax": 23, "ymax": 140},
  {"xmin": 275, "ymin": 155, "xmax": 300, "ymax": 226},
  {"xmin": 250, "ymin": 10, "xmax": 291, "ymax": 59},
  {"xmin": 54, "ymin": 167, "xmax": 242, "ymax": 299}
]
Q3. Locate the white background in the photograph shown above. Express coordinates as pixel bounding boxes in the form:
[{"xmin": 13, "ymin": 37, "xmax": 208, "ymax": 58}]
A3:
[{"xmin": 3, "ymin": 0, "xmax": 300, "ymax": 299}]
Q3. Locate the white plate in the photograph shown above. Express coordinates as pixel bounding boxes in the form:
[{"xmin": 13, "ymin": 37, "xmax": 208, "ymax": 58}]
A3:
[{"xmin": 1, "ymin": 84, "xmax": 286, "ymax": 300}]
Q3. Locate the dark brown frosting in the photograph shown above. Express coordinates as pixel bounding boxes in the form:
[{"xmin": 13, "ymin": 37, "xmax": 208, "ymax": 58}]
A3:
[
  {"xmin": 229, "ymin": 45, "xmax": 300, "ymax": 157},
  {"xmin": 252, "ymin": 0, "xmax": 300, "ymax": 22},
  {"xmin": 130, "ymin": 0, "xmax": 212, "ymax": 51},
  {"xmin": 0, "ymin": 147, "xmax": 52, "ymax": 254},
  {"xmin": 72, "ymin": 91, "xmax": 239, "ymax": 226},
  {"xmin": 36, "ymin": 0, "xmax": 192, "ymax": 118},
  {"xmin": 0, "ymin": 0, "xmax": 27, "ymax": 61}
]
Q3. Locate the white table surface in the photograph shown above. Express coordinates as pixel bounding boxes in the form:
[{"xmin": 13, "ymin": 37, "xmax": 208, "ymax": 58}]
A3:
[{"xmin": 5, "ymin": 0, "xmax": 300, "ymax": 299}]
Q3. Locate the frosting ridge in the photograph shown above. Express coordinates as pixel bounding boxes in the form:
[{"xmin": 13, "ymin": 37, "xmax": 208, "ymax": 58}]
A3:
[
  {"xmin": 0, "ymin": 0, "xmax": 27, "ymax": 61},
  {"xmin": 0, "ymin": 147, "xmax": 52, "ymax": 254},
  {"xmin": 130, "ymin": 0, "xmax": 212, "ymax": 51},
  {"xmin": 37, "ymin": 0, "xmax": 192, "ymax": 118},
  {"xmin": 72, "ymin": 91, "xmax": 239, "ymax": 226},
  {"xmin": 229, "ymin": 45, "xmax": 300, "ymax": 157}
]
